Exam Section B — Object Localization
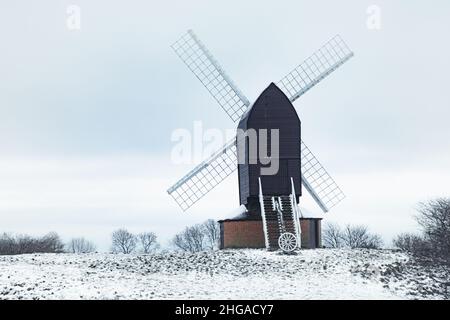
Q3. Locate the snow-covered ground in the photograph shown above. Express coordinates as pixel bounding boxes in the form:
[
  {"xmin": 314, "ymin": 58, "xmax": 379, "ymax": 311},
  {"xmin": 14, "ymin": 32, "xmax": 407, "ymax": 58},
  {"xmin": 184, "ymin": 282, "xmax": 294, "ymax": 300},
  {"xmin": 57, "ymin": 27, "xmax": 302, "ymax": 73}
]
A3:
[{"xmin": 0, "ymin": 249, "xmax": 447, "ymax": 300}]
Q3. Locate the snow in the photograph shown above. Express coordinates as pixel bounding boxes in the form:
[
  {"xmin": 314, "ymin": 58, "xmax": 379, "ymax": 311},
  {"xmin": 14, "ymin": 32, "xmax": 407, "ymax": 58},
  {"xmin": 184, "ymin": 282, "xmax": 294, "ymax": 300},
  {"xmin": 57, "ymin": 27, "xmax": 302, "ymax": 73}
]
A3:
[
  {"xmin": 298, "ymin": 206, "xmax": 324, "ymax": 219},
  {"xmin": 0, "ymin": 249, "xmax": 447, "ymax": 300},
  {"xmin": 221, "ymin": 205, "xmax": 247, "ymax": 220}
]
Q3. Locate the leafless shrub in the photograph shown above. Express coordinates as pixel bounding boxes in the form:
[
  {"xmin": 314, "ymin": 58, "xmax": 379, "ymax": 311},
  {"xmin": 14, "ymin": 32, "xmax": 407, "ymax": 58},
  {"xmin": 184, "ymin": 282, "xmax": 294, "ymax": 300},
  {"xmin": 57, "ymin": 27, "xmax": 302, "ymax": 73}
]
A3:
[
  {"xmin": 15, "ymin": 234, "xmax": 35, "ymax": 253},
  {"xmin": 342, "ymin": 224, "xmax": 383, "ymax": 249},
  {"xmin": 202, "ymin": 219, "xmax": 220, "ymax": 250},
  {"xmin": 393, "ymin": 233, "xmax": 430, "ymax": 254},
  {"xmin": 172, "ymin": 219, "xmax": 221, "ymax": 252},
  {"xmin": 365, "ymin": 233, "xmax": 384, "ymax": 249},
  {"xmin": 46, "ymin": 232, "xmax": 65, "ymax": 252},
  {"xmin": 172, "ymin": 224, "xmax": 207, "ymax": 253},
  {"xmin": 322, "ymin": 223, "xmax": 383, "ymax": 249},
  {"xmin": 67, "ymin": 237, "xmax": 96, "ymax": 253},
  {"xmin": 0, "ymin": 233, "xmax": 16, "ymax": 255},
  {"xmin": 0, "ymin": 232, "xmax": 65, "ymax": 255},
  {"xmin": 394, "ymin": 198, "xmax": 450, "ymax": 264},
  {"xmin": 322, "ymin": 223, "xmax": 343, "ymax": 248},
  {"xmin": 111, "ymin": 229, "xmax": 137, "ymax": 254},
  {"xmin": 36, "ymin": 232, "xmax": 65, "ymax": 253},
  {"xmin": 416, "ymin": 198, "xmax": 450, "ymax": 261},
  {"xmin": 138, "ymin": 232, "xmax": 158, "ymax": 253},
  {"xmin": 342, "ymin": 225, "xmax": 369, "ymax": 248}
]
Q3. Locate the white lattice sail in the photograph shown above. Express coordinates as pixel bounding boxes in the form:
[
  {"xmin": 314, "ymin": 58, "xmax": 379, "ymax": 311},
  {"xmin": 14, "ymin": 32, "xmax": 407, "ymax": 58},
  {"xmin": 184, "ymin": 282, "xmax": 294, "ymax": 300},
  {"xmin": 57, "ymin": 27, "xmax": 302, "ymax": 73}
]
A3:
[
  {"xmin": 300, "ymin": 140, "xmax": 345, "ymax": 212},
  {"xmin": 167, "ymin": 139, "xmax": 237, "ymax": 211},
  {"xmin": 172, "ymin": 30, "xmax": 250, "ymax": 122},
  {"xmin": 277, "ymin": 35, "xmax": 354, "ymax": 103}
]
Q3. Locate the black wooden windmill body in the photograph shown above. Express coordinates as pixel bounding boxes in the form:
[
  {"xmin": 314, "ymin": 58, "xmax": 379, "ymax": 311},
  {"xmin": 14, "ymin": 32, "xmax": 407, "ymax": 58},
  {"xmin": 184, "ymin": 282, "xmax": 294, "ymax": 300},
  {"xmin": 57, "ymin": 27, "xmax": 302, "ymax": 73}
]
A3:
[{"xmin": 167, "ymin": 30, "xmax": 354, "ymax": 251}]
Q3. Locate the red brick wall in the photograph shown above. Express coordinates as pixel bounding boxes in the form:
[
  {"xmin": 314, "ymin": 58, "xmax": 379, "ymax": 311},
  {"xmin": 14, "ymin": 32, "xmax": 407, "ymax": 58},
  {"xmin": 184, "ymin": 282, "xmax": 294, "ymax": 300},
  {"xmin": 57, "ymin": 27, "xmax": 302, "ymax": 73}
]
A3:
[
  {"xmin": 300, "ymin": 219, "xmax": 310, "ymax": 248},
  {"xmin": 221, "ymin": 220, "xmax": 265, "ymax": 248},
  {"xmin": 317, "ymin": 220, "xmax": 322, "ymax": 247},
  {"xmin": 220, "ymin": 219, "xmax": 322, "ymax": 249}
]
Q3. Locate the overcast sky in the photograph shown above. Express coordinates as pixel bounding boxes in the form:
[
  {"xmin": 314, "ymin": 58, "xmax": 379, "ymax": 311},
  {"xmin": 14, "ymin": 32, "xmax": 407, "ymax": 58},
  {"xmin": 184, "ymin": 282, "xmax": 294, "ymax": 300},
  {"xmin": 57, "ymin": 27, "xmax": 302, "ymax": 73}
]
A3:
[{"xmin": 1, "ymin": 1, "xmax": 449, "ymax": 251}]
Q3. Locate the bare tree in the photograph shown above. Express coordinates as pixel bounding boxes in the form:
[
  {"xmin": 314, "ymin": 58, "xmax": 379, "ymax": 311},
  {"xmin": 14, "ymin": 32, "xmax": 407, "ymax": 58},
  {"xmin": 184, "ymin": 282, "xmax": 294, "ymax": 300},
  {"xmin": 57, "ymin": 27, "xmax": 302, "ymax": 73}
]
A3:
[
  {"xmin": 364, "ymin": 233, "xmax": 384, "ymax": 249},
  {"xmin": 172, "ymin": 224, "xmax": 206, "ymax": 252},
  {"xmin": 0, "ymin": 233, "xmax": 16, "ymax": 255},
  {"xmin": 322, "ymin": 223, "xmax": 343, "ymax": 248},
  {"xmin": 416, "ymin": 198, "xmax": 450, "ymax": 261},
  {"xmin": 35, "ymin": 232, "xmax": 65, "ymax": 253},
  {"xmin": 202, "ymin": 219, "xmax": 220, "ymax": 250},
  {"xmin": 111, "ymin": 229, "xmax": 137, "ymax": 254},
  {"xmin": 138, "ymin": 232, "xmax": 158, "ymax": 253},
  {"xmin": 393, "ymin": 233, "xmax": 430, "ymax": 255},
  {"xmin": 340, "ymin": 224, "xmax": 383, "ymax": 249},
  {"xmin": 67, "ymin": 237, "xmax": 96, "ymax": 253},
  {"xmin": 342, "ymin": 225, "xmax": 369, "ymax": 248},
  {"xmin": 0, "ymin": 232, "xmax": 65, "ymax": 255}
]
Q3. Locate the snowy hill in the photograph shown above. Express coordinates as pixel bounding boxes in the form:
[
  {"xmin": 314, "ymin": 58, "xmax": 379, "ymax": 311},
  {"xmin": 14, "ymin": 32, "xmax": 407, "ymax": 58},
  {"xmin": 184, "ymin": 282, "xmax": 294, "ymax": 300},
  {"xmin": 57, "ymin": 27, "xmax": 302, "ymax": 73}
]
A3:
[{"xmin": 0, "ymin": 249, "xmax": 447, "ymax": 300}]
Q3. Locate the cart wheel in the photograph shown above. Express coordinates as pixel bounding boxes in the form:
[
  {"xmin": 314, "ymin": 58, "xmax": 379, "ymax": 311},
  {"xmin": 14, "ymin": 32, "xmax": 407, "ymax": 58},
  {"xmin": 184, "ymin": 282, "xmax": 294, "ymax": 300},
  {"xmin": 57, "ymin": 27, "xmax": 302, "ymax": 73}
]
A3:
[{"xmin": 278, "ymin": 232, "xmax": 298, "ymax": 253}]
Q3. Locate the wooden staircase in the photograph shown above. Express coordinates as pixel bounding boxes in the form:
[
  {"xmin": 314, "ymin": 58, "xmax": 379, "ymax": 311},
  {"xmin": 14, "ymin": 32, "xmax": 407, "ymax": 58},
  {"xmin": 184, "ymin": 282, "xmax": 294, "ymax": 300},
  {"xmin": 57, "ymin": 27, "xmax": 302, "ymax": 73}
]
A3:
[{"xmin": 260, "ymin": 195, "xmax": 298, "ymax": 250}]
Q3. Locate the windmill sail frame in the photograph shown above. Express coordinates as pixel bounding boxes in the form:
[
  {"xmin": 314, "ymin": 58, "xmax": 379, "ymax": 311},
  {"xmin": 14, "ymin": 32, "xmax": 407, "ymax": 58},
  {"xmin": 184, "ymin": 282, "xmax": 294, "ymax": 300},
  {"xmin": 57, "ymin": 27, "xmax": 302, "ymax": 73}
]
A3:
[
  {"xmin": 168, "ymin": 30, "xmax": 352, "ymax": 213},
  {"xmin": 171, "ymin": 30, "xmax": 250, "ymax": 122},
  {"xmin": 277, "ymin": 35, "xmax": 354, "ymax": 103}
]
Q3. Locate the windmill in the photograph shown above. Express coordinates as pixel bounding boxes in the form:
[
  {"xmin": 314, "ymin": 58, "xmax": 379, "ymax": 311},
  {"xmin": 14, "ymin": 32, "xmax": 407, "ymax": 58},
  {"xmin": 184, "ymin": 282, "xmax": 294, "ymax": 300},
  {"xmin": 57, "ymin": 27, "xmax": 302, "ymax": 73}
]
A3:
[{"xmin": 167, "ymin": 30, "xmax": 353, "ymax": 251}]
